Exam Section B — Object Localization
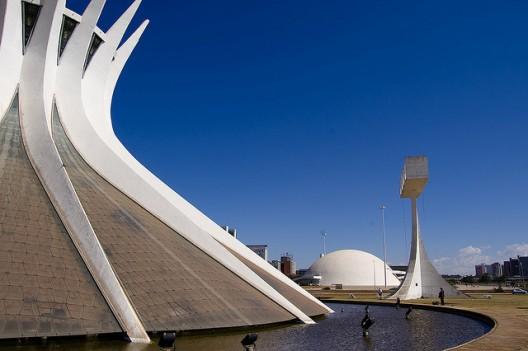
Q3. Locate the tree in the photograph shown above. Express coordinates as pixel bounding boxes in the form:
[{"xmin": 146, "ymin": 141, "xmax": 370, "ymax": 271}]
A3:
[
  {"xmin": 478, "ymin": 273, "xmax": 490, "ymax": 284},
  {"xmin": 461, "ymin": 276, "xmax": 475, "ymax": 284},
  {"xmin": 494, "ymin": 275, "xmax": 506, "ymax": 292}
]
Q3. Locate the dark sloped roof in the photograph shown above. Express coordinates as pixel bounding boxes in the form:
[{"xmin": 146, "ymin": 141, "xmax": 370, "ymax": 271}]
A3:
[
  {"xmin": 0, "ymin": 94, "xmax": 121, "ymax": 339},
  {"xmin": 51, "ymin": 105, "xmax": 295, "ymax": 331}
]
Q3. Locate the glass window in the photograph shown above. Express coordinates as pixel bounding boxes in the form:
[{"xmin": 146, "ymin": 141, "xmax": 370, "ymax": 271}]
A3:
[
  {"xmin": 21, "ymin": 1, "xmax": 41, "ymax": 53},
  {"xmin": 83, "ymin": 33, "xmax": 103, "ymax": 73},
  {"xmin": 58, "ymin": 15, "xmax": 78, "ymax": 62}
]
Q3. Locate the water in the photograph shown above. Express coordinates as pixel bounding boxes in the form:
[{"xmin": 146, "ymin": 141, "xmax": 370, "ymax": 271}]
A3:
[{"xmin": 0, "ymin": 303, "xmax": 491, "ymax": 351}]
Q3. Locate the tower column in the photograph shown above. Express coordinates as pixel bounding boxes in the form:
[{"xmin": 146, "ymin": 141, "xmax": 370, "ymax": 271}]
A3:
[
  {"xmin": 411, "ymin": 197, "xmax": 418, "ymax": 259},
  {"xmin": 390, "ymin": 156, "xmax": 462, "ymax": 300}
]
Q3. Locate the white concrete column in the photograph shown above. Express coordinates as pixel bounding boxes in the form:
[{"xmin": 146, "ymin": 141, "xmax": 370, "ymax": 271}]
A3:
[
  {"xmin": 0, "ymin": 0, "xmax": 23, "ymax": 121},
  {"xmin": 18, "ymin": 0, "xmax": 149, "ymax": 342}
]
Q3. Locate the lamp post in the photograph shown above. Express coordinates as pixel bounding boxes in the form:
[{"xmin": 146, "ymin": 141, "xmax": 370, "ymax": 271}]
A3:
[
  {"xmin": 321, "ymin": 230, "xmax": 327, "ymax": 257},
  {"xmin": 373, "ymin": 260, "xmax": 376, "ymax": 288},
  {"xmin": 519, "ymin": 255, "xmax": 525, "ymax": 288},
  {"xmin": 379, "ymin": 205, "xmax": 387, "ymax": 288}
]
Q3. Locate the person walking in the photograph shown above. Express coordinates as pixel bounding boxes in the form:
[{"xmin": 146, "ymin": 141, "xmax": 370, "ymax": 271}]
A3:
[{"xmin": 439, "ymin": 287, "xmax": 445, "ymax": 305}]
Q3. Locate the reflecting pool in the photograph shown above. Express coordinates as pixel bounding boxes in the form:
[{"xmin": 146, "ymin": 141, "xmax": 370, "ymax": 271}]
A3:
[{"xmin": 0, "ymin": 303, "xmax": 491, "ymax": 351}]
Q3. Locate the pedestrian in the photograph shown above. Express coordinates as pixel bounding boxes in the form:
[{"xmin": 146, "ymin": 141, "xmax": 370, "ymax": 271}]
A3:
[
  {"xmin": 377, "ymin": 287, "xmax": 383, "ymax": 300},
  {"xmin": 439, "ymin": 287, "xmax": 445, "ymax": 306},
  {"xmin": 395, "ymin": 297, "xmax": 400, "ymax": 309}
]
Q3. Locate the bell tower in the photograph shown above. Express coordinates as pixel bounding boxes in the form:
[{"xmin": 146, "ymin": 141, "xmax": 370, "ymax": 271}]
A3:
[{"xmin": 391, "ymin": 156, "xmax": 461, "ymax": 300}]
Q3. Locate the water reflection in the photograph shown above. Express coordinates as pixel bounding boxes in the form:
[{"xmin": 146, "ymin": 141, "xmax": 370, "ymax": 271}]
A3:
[{"xmin": 0, "ymin": 303, "xmax": 490, "ymax": 351}]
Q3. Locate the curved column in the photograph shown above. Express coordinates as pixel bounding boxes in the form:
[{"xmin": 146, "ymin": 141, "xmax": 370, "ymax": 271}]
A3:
[
  {"xmin": 82, "ymin": 0, "xmax": 145, "ymax": 138},
  {"xmin": 392, "ymin": 197, "xmax": 423, "ymax": 299},
  {"xmin": 57, "ymin": 1, "xmax": 317, "ymax": 324},
  {"xmin": 0, "ymin": 0, "xmax": 23, "ymax": 120},
  {"xmin": 18, "ymin": 0, "xmax": 149, "ymax": 342}
]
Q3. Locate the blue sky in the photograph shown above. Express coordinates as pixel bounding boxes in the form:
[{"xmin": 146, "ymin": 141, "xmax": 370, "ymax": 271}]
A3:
[{"xmin": 68, "ymin": 0, "xmax": 528, "ymax": 274}]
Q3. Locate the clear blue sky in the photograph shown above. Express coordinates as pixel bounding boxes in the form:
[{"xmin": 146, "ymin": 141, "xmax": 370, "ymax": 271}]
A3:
[{"xmin": 68, "ymin": 0, "xmax": 528, "ymax": 274}]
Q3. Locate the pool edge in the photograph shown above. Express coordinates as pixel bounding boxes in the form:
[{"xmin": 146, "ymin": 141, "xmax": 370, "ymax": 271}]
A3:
[{"xmin": 320, "ymin": 298, "xmax": 496, "ymax": 351}]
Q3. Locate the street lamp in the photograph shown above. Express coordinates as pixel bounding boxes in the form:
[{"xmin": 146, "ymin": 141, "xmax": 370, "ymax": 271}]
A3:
[
  {"xmin": 519, "ymin": 255, "xmax": 525, "ymax": 288},
  {"xmin": 379, "ymin": 205, "xmax": 387, "ymax": 288},
  {"xmin": 320, "ymin": 230, "xmax": 327, "ymax": 257}
]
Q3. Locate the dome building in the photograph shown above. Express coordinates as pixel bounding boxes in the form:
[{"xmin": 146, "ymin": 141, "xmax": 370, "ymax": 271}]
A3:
[{"xmin": 299, "ymin": 249, "xmax": 401, "ymax": 288}]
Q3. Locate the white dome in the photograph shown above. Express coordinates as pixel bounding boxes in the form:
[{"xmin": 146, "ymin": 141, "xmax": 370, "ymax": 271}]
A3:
[{"xmin": 303, "ymin": 249, "xmax": 400, "ymax": 287}]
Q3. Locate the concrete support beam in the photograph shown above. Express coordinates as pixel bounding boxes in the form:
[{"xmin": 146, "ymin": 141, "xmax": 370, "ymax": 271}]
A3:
[{"xmin": 18, "ymin": 0, "xmax": 149, "ymax": 342}]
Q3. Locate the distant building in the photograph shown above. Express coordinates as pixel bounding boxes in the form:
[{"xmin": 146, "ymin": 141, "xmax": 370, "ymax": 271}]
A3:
[
  {"xmin": 270, "ymin": 260, "xmax": 280, "ymax": 270},
  {"xmin": 490, "ymin": 262, "xmax": 502, "ymax": 278},
  {"xmin": 510, "ymin": 258, "xmax": 521, "ymax": 276},
  {"xmin": 475, "ymin": 264, "xmax": 486, "ymax": 277},
  {"xmin": 475, "ymin": 262, "xmax": 503, "ymax": 278},
  {"xmin": 504, "ymin": 260, "xmax": 512, "ymax": 277},
  {"xmin": 503, "ymin": 257, "xmax": 527, "ymax": 277},
  {"xmin": 519, "ymin": 256, "xmax": 528, "ymax": 278},
  {"xmin": 296, "ymin": 269, "xmax": 309, "ymax": 277},
  {"xmin": 280, "ymin": 254, "xmax": 296, "ymax": 277},
  {"xmin": 247, "ymin": 245, "xmax": 268, "ymax": 261},
  {"xmin": 221, "ymin": 225, "xmax": 237, "ymax": 239}
]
